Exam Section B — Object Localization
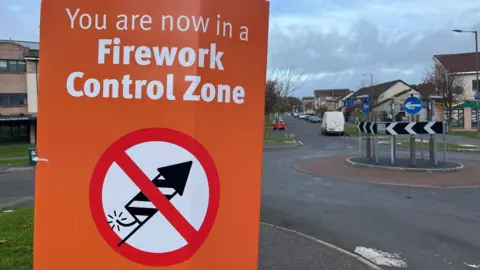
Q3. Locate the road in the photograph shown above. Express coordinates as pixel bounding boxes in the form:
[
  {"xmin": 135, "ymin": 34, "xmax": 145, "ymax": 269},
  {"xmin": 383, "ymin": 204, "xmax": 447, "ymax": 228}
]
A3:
[
  {"xmin": 2, "ymin": 117, "xmax": 480, "ymax": 269},
  {"xmin": 261, "ymin": 115, "xmax": 480, "ymax": 269}
]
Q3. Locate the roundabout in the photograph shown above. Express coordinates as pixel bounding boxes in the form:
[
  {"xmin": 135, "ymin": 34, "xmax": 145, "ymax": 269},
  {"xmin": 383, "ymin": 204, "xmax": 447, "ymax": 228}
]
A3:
[{"xmin": 294, "ymin": 154, "xmax": 480, "ymax": 188}]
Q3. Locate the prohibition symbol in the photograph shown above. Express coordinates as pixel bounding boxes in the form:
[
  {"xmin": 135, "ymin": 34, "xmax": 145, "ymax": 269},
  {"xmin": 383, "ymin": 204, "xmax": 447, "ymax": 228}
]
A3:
[{"xmin": 89, "ymin": 128, "xmax": 220, "ymax": 266}]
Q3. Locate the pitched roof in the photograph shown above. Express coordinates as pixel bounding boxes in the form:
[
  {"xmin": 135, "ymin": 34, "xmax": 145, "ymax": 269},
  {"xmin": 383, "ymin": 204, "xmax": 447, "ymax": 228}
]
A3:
[
  {"xmin": 314, "ymin": 89, "xmax": 351, "ymax": 98},
  {"xmin": 372, "ymin": 89, "xmax": 415, "ymax": 108},
  {"xmin": 434, "ymin": 52, "xmax": 480, "ymax": 73},
  {"xmin": 0, "ymin": 40, "xmax": 39, "ymax": 50},
  {"xmin": 414, "ymin": 82, "xmax": 436, "ymax": 97},
  {"xmin": 352, "ymin": 80, "xmax": 408, "ymax": 99}
]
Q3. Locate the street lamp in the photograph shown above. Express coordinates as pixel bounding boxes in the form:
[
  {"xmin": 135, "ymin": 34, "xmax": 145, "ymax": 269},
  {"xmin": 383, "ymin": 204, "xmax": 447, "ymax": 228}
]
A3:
[{"xmin": 453, "ymin": 29, "xmax": 480, "ymax": 137}]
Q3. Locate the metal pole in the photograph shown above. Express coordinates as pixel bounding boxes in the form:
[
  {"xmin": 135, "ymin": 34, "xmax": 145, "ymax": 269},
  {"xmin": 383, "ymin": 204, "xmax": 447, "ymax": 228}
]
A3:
[
  {"xmin": 475, "ymin": 31, "xmax": 480, "ymax": 138},
  {"xmin": 443, "ymin": 121, "xmax": 447, "ymax": 163},
  {"xmin": 430, "ymin": 99, "xmax": 437, "ymax": 166},
  {"xmin": 390, "ymin": 100, "xmax": 396, "ymax": 165},
  {"xmin": 410, "ymin": 114, "xmax": 416, "ymax": 167},
  {"xmin": 420, "ymin": 134, "xmax": 424, "ymax": 160},
  {"xmin": 374, "ymin": 135, "xmax": 379, "ymax": 164},
  {"xmin": 358, "ymin": 124, "xmax": 362, "ymax": 156}
]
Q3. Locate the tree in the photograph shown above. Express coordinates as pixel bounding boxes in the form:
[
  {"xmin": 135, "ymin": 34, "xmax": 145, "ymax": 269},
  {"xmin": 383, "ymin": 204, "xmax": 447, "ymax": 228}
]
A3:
[
  {"xmin": 270, "ymin": 64, "xmax": 307, "ymax": 97},
  {"xmin": 315, "ymin": 106, "xmax": 329, "ymax": 117},
  {"xmin": 424, "ymin": 64, "xmax": 465, "ymax": 129},
  {"xmin": 304, "ymin": 100, "xmax": 315, "ymax": 111},
  {"xmin": 278, "ymin": 96, "xmax": 301, "ymax": 112},
  {"xmin": 264, "ymin": 79, "xmax": 278, "ymax": 115}
]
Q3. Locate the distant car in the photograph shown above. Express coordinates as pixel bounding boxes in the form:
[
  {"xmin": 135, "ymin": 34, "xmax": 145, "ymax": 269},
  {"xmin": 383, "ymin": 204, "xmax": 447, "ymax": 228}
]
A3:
[
  {"xmin": 309, "ymin": 116, "xmax": 321, "ymax": 123},
  {"xmin": 304, "ymin": 115, "xmax": 312, "ymax": 121},
  {"xmin": 273, "ymin": 120, "xmax": 286, "ymax": 130},
  {"xmin": 298, "ymin": 114, "xmax": 307, "ymax": 119}
]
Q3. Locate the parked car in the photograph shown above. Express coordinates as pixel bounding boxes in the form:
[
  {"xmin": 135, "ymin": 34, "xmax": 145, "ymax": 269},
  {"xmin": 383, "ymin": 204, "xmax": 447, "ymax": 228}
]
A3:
[
  {"xmin": 309, "ymin": 116, "xmax": 321, "ymax": 123},
  {"xmin": 298, "ymin": 114, "xmax": 307, "ymax": 119},
  {"xmin": 321, "ymin": 111, "xmax": 345, "ymax": 135},
  {"xmin": 273, "ymin": 120, "xmax": 286, "ymax": 130}
]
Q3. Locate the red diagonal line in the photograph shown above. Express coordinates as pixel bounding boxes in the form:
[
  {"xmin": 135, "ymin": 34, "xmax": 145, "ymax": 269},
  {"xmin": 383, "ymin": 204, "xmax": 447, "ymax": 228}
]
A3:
[{"xmin": 116, "ymin": 152, "xmax": 197, "ymax": 243}]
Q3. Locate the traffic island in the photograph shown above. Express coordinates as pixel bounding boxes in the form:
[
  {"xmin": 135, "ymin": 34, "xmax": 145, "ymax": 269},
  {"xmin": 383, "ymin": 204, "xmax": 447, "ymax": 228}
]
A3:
[
  {"xmin": 294, "ymin": 155, "xmax": 480, "ymax": 188},
  {"xmin": 346, "ymin": 156, "xmax": 463, "ymax": 172}
]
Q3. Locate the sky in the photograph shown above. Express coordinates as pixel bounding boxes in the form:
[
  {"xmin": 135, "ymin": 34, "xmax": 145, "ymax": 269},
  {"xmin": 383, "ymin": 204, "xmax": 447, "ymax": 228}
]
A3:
[{"xmin": 1, "ymin": 0, "xmax": 479, "ymax": 97}]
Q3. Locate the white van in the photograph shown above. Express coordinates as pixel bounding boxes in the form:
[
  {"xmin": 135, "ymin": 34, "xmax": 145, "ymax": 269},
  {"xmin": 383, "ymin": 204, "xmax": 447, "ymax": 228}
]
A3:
[{"xmin": 321, "ymin": 111, "xmax": 345, "ymax": 135}]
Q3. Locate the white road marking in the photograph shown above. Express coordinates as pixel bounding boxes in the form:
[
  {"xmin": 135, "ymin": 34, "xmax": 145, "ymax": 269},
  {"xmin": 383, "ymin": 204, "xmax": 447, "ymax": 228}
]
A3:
[
  {"xmin": 459, "ymin": 144, "xmax": 479, "ymax": 147},
  {"xmin": 260, "ymin": 222, "xmax": 383, "ymax": 270},
  {"xmin": 465, "ymin": 262, "xmax": 480, "ymax": 268},
  {"xmin": 297, "ymin": 141, "xmax": 304, "ymax": 145},
  {"xmin": 354, "ymin": 246, "xmax": 407, "ymax": 268}
]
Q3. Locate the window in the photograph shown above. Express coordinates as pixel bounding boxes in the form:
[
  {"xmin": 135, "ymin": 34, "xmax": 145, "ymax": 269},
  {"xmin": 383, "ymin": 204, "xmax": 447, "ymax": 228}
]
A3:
[
  {"xmin": 0, "ymin": 94, "xmax": 28, "ymax": 106},
  {"xmin": 443, "ymin": 109, "xmax": 464, "ymax": 128},
  {"xmin": 473, "ymin": 80, "xmax": 480, "ymax": 91},
  {"xmin": 0, "ymin": 60, "xmax": 26, "ymax": 72}
]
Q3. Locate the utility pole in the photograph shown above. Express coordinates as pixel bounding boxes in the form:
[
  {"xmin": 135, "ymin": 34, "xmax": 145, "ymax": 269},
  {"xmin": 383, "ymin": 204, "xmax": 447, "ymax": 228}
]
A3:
[{"xmin": 475, "ymin": 31, "xmax": 479, "ymax": 138}]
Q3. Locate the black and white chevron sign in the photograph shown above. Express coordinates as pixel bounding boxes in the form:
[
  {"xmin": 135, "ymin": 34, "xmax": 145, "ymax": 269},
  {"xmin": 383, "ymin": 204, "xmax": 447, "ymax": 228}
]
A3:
[
  {"xmin": 385, "ymin": 122, "xmax": 444, "ymax": 135},
  {"xmin": 356, "ymin": 121, "xmax": 378, "ymax": 134}
]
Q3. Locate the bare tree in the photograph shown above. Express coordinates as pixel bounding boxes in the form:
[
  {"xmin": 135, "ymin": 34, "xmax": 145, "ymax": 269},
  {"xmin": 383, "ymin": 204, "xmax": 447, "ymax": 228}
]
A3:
[
  {"xmin": 270, "ymin": 64, "xmax": 308, "ymax": 97},
  {"xmin": 265, "ymin": 79, "xmax": 278, "ymax": 115},
  {"xmin": 424, "ymin": 64, "xmax": 466, "ymax": 129}
]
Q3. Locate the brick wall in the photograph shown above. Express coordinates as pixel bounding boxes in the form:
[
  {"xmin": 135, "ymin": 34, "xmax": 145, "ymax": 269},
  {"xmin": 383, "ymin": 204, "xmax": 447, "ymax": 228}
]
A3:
[{"xmin": 0, "ymin": 43, "xmax": 27, "ymax": 94}]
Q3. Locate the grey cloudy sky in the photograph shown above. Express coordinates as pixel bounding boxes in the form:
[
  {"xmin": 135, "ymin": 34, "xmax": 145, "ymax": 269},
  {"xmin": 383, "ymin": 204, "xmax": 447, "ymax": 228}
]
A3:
[{"xmin": 2, "ymin": 0, "xmax": 479, "ymax": 96}]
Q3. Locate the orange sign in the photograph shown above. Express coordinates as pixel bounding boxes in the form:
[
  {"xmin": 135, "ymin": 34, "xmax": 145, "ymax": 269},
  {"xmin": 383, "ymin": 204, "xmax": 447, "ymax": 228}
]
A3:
[{"xmin": 35, "ymin": 0, "xmax": 269, "ymax": 269}]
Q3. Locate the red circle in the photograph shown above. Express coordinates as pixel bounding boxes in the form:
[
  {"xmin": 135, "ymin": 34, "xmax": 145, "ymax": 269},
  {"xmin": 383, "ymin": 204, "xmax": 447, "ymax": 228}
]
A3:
[{"xmin": 89, "ymin": 128, "xmax": 220, "ymax": 266}]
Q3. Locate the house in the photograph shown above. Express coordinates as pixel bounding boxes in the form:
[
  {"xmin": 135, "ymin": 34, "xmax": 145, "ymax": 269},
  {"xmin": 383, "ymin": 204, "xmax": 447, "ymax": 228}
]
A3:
[
  {"xmin": 0, "ymin": 40, "xmax": 39, "ymax": 144},
  {"xmin": 313, "ymin": 89, "xmax": 351, "ymax": 111},
  {"xmin": 434, "ymin": 52, "xmax": 480, "ymax": 99},
  {"xmin": 349, "ymin": 80, "xmax": 420, "ymax": 121},
  {"xmin": 337, "ymin": 92, "xmax": 355, "ymax": 112},
  {"xmin": 432, "ymin": 53, "xmax": 479, "ymax": 130},
  {"xmin": 301, "ymin": 96, "xmax": 315, "ymax": 112}
]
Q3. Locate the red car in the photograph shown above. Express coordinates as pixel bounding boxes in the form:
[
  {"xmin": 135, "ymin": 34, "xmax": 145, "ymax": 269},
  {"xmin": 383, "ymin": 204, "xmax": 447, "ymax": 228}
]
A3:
[{"xmin": 273, "ymin": 120, "xmax": 286, "ymax": 130}]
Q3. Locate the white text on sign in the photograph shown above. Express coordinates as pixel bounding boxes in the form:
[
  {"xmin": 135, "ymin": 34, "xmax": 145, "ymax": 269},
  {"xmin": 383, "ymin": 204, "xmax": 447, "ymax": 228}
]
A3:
[{"xmin": 64, "ymin": 9, "xmax": 251, "ymax": 105}]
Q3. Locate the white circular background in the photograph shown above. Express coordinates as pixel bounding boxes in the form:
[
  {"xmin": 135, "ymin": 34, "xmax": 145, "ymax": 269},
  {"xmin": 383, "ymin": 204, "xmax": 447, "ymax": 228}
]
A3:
[{"xmin": 102, "ymin": 141, "xmax": 210, "ymax": 253}]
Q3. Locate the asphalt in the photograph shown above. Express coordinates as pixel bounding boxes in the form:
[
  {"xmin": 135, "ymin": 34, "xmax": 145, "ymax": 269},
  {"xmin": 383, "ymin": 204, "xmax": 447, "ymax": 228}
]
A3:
[
  {"xmin": 261, "ymin": 116, "xmax": 480, "ymax": 269},
  {"xmin": 2, "ymin": 117, "xmax": 480, "ymax": 269}
]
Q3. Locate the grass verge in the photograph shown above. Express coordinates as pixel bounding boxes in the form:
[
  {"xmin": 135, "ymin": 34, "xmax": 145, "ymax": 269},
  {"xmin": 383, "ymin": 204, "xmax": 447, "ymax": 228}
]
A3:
[
  {"xmin": 0, "ymin": 144, "xmax": 35, "ymax": 159},
  {"xmin": 343, "ymin": 125, "xmax": 358, "ymax": 136},
  {"xmin": 397, "ymin": 141, "xmax": 480, "ymax": 151},
  {"xmin": 264, "ymin": 128, "xmax": 295, "ymax": 144},
  {"xmin": 0, "ymin": 159, "xmax": 29, "ymax": 166},
  {"xmin": 0, "ymin": 206, "xmax": 34, "ymax": 270},
  {"xmin": 448, "ymin": 130, "xmax": 479, "ymax": 139}
]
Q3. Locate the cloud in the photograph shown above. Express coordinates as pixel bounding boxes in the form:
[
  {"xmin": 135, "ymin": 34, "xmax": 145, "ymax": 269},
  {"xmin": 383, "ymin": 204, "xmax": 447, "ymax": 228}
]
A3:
[
  {"xmin": 1, "ymin": 0, "xmax": 479, "ymax": 96},
  {"xmin": 268, "ymin": 0, "xmax": 480, "ymax": 95}
]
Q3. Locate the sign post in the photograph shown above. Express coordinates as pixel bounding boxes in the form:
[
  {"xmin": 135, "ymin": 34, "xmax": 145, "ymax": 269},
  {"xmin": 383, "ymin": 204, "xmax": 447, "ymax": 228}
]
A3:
[
  {"xmin": 363, "ymin": 99, "xmax": 371, "ymax": 159},
  {"xmin": 404, "ymin": 95, "xmax": 423, "ymax": 167},
  {"xmin": 475, "ymin": 92, "xmax": 480, "ymax": 138},
  {"xmin": 35, "ymin": 1, "xmax": 270, "ymax": 269}
]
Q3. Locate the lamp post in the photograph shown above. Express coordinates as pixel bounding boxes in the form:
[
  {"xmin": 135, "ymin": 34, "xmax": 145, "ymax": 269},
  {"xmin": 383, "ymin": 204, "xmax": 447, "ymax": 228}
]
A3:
[{"xmin": 453, "ymin": 29, "xmax": 479, "ymax": 137}]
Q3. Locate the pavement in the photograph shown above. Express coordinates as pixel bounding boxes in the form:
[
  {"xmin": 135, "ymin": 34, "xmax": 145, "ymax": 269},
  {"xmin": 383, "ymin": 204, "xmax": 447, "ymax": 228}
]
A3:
[{"xmin": 2, "ymin": 117, "xmax": 480, "ymax": 269}]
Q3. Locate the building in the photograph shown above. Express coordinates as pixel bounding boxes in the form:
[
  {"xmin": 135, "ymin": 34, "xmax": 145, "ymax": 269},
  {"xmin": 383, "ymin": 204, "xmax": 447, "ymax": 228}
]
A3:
[
  {"xmin": 301, "ymin": 96, "xmax": 315, "ymax": 112},
  {"xmin": 432, "ymin": 53, "xmax": 479, "ymax": 130},
  {"xmin": 349, "ymin": 80, "xmax": 420, "ymax": 121},
  {"xmin": 0, "ymin": 40, "xmax": 38, "ymax": 144},
  {"xmin": 434, "ymin": 52, "xmax": 479, "ymax": 99},
  {"xmin": 313, "ymin": 89, "xmax": 351, "ymax": 111}
]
